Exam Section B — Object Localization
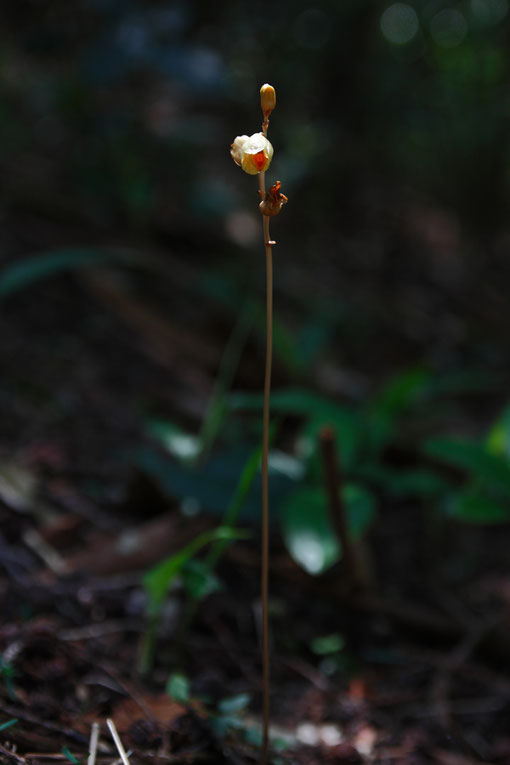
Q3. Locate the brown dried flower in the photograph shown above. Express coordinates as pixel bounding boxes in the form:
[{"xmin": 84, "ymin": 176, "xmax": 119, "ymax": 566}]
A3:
[{"xmin": 259, "ymin": 180, "xmax": 288, "ymax": 217}]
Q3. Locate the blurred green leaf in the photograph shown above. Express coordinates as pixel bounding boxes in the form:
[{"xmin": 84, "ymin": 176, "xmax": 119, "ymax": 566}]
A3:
[
  {"xmin": 61, "ymin": 747, "xmax": 79, "ymax": 765},
  {"xmin": 146, "ymin": 419, "xmax": 200, "ymax": 461},
  {"xmin": 230, "ymin": 389, "xmax": 362, "ymax": 471},
  {"xmin": 367, "ymin": 368, "xmax": 431, "ymax": 453},
  {"xmin": 0, "ymin": 719, "xmax": 17, "ymax": 732},
  {"xmin": 424, "ymin": 437, "xmax": 510, "ymax": 496},
  {"xmin": 280, "ymin": 483, "xmax": 375, "ymax": 575},
  {"xmin": 425, "ymin": 369, "xmax": 502, "ymax": 397},
  {"xmin": 448, "ymin": 488, "xmax": 510, "ymax": 524},
  {"xmin": 359, "ymin": 464, "xmax": 451, "ymax": 498},
  {"xmin": 167, "ymin": 672, "xmax": 190, "ymax": 704},
  {"xmin": 343, "ymin": 484, "xmax": 377, "ymax": 539},
  {"xmin": 218, "ymin": 694, "xmax": 251, "ymax": 715},
  {"xmin": 310, "ymin": 633, "xmax": 345, "ymax": 655},
  {"xmin": 281, "ymin": 487, "xmax": 340, "ymax": 575},
  {"xmin": 133, "ymin": 444, "xmax": 295, "ymax": 522},
  {"xmin": 143, "ymin": 527, "xmax": 245, "ymax": 616},
  {"xmin": 0, "ymin": 249, "xmax": 137, "ymax": 299},
  {"xmin": 181, "ymin": 559, "xmax": 221, "ymax": 600},
  {"xmin": 486, "ymin": 404, "xmax": 510, "ymax": 458}
]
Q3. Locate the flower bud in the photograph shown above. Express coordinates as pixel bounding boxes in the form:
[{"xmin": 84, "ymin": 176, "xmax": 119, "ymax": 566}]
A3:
[
  {"xmin": 230, "ymin": 133, "xmax": 274, "ymax": 175},
  {"xmin": 260, "ymin": 83, "xmax": 276, "ymax": 120},
  {"xmin": 259, "ymin": 181, "xmax": 288, "ymax": 217}
]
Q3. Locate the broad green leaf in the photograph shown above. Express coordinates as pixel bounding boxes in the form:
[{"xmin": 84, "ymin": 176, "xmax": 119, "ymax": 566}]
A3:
[
  {"xmin": 280, "ymin": 484, "xmax": 376, "ymax": 575},
  {"xmin": 424, "ymin": 438, "xmax": 510, "ymax": 496},
  {"xmin": 133, "ymin": 444, "xmax": 295, "ymax": 521},
  {"xmin": 281, "ymin": 487, "xmax": 340, "ymax": 575},
  {"xmin": 448, "ymin": 489, "xmax": 510, "ymax": 523}
]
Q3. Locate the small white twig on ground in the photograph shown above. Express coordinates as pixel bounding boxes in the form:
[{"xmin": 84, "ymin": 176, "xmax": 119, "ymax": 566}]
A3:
[
  {"xmin": 106, "ymin": 718, "xmax": 130, "ymax": 765},
  {"xmin": 87, "ymin": 722, "xmax": 99, "ymax": 765}
]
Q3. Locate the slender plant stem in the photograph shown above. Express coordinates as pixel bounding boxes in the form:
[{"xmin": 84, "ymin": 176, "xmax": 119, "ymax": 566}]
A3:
[
  {"xmin": 258, "ymin": 148, "xmax": 272, "ymax": 764},
  {"xmin": 261, "ymin": 239, "xmax": 272, "ymax": 765}
]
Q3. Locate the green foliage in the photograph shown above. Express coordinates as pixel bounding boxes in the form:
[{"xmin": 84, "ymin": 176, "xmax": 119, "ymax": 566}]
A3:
[
  {"xmin": 138, "ymin": 366, "xmax": 510, "ymax": 583},
  {"xmin": 230, "ymin": 388, "xmax": 363, "ymax": 471},
  {"xmin": 424, "ymin": 437, "xmax": 510, "ymax": 496},
  {"xmin": 487, "ymin": 404, "xmax": 510, "ymax": 458},
  {"xmin": 281, "ymin": 483, "xmax": 375, "ymax": 574},
  {"xmin": 210, "ymin": 693, "xmax": 293, "ymax": 755},
  {"xmin": 167, "ymin": 672, "xmax": 190, "ymax": 703},
  {"xmin": 139, "ymin": 526, "xmax": 247, "ymax": 674},
  {"xmin": 61, "ymin": 747, "xmax": 80, "ymax": 765},
  {"xmin": 366, "ymin": 368, "xmax": 432, "ymax": 454},
  {"xmin": 281, "ymin": 487, "xmax": 340, "ymax": 575},
  {"xmin": 448, "ymin": 488, "xmax": 510, "ymax": 524},
  {"xmin": 143, "ymin": 527, "xmax": 244, "ymax": 618},
  {"xmin": 310, "ymin": 633, "xmax": 345, "ymax": 656},
  {"xmin": 0, "ymin": 656, "xmax": 17, "ymax": 701},
  {"xmin": 0, "ymin": 248, "xmax": 138, "ymax": 299},
  {"xmin": 424, "ymin": 432, "xmax": 510, "ymax": 523},
  {"xmin": 141, "ymin": 367, "xmax": 481, "ymax": 578},
  {"xmin": 0, "ymin": 718, "xmax": 17, "ymax": 732},
  {"xmin": 181, "ymin": 559, "xmax": 221, "ymax": 601},
  {"xmin": 218, "ymin": 693, "xmax": 251, "ymax": 716}
]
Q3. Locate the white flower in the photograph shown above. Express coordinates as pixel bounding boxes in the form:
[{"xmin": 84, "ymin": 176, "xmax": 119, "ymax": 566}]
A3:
[{"xmin": 230, "ymin": 132, "xmax": 274, "ymax": 175}]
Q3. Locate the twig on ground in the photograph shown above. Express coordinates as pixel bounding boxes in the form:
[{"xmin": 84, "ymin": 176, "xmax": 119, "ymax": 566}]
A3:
[
  {"xmin": 87, "ymin": 722, "xmax": 99, "ymax": 765},
  {"xmin": 0, "ymin": 742, "xmax": 27, "ymax": 764},
  {"xmin": 106, "ymin": 718, "xmax": 130, "ymax": 765}
]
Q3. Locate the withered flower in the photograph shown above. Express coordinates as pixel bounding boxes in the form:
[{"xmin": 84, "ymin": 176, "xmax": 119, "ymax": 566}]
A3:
[{"xmin": 259, "ymin": 181, "xmax": 288, "ymax": 217}]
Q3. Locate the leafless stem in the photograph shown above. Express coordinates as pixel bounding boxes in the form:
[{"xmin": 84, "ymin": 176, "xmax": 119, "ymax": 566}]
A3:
[{"xmin": 259, "ymin": 122, "xmax": 272, "ymax": 765}]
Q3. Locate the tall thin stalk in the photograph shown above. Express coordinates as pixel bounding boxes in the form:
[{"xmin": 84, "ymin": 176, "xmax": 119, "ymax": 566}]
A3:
[
  {"xmin": 259, "ymin": 168, "xmax": 272, "ymax": 765},
  {"xmin": 230, "ymin": 84, "xmax": 287, "ymax": 765}
]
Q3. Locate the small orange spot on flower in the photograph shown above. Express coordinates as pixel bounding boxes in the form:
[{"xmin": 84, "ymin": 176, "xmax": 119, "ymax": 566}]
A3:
[
  {"xmin": 252, "ymin": 151, "xmax": 267, "ymax": 171},
  {"xmin": 230, "ymin": 133, "xmax": 273, "ymax": 175}
]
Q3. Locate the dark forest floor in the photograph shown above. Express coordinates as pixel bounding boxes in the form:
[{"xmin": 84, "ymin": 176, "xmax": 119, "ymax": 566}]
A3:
[{"xmin": 2, "ymin": 200, "xmax": 510, "ymax": 765}]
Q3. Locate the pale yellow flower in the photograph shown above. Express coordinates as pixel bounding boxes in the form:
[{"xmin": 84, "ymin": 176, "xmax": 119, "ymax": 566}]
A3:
[{"xmin": 230, "ymin": 133, "xmax": 274, "ymax": 175}]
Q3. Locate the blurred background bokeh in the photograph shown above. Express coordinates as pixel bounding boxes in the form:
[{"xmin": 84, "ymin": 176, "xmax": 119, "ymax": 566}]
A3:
[
  {"xmin": 5, "ymin": 4, "xmax": 510, "ymax": 757},
  {"xmin": 2, "ymin": 0, "xmax": 510, "ymax": 547}
]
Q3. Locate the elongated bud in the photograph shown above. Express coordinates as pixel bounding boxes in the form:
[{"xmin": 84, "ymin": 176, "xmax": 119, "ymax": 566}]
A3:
[
  {"xmin": 259, "ymin": 181, "xmax": 288, "ymax": 217},
  {"xmin": 260, "ymin": 83, "xmax": 276, "ymax": 121}
]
